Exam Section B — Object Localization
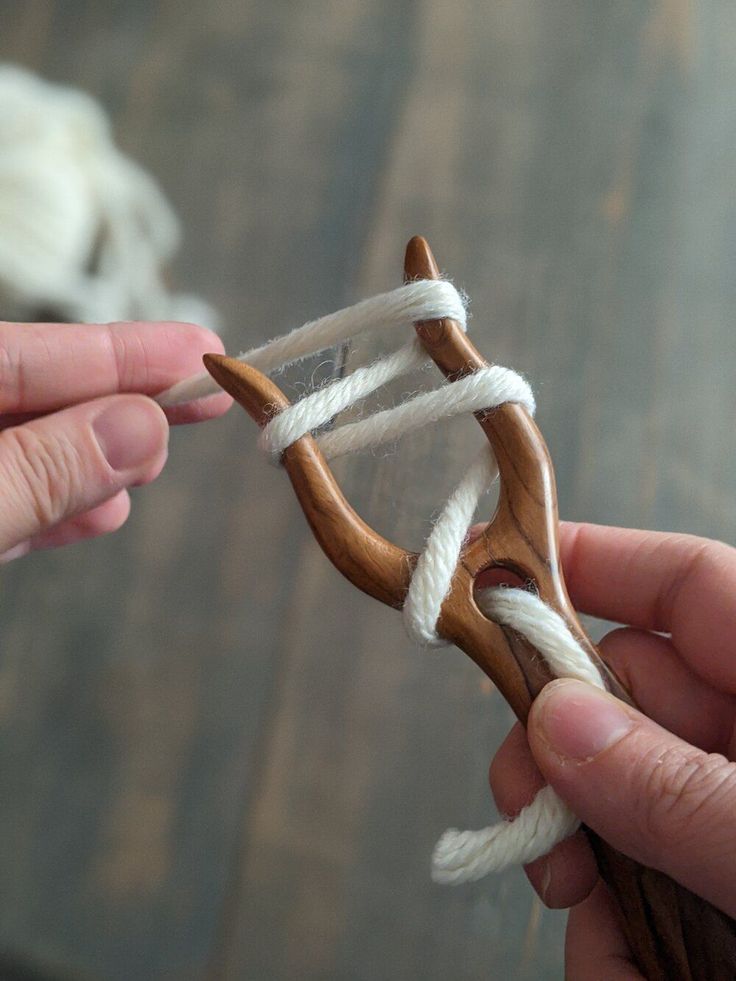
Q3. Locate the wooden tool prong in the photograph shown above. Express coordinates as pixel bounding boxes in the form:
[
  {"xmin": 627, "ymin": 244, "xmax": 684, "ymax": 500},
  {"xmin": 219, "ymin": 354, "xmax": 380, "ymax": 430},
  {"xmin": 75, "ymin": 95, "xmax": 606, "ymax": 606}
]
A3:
[{"xmin": 202, "ymin": 353, "xmax": 415, "ymax": 610}]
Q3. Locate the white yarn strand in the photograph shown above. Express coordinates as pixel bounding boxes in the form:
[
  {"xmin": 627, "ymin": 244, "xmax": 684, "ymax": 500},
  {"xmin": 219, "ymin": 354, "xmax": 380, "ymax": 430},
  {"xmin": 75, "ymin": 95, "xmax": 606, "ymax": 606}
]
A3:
[
  {"xmin": 260, "ymin": 338, "xmax": 428, "ymax": 458},
  {"xmin": 246, "ymin": 280, "xmax": 466, "ymax": 373},
  {"xmin": 432, "ymin": 785, "xmax": 581, "ymax": 884},
  {"xmin": 155, "ymin": 279, "xmax": 605, "ymax": 886},
  {"xmin": 156, "ymin": 279, "xmax": 465, "ymax": 407},
  {"xmin": 315, "ymin": 365, "xmax": 534, "ymax": 462},
  {"xmin": 431, "ymin": 587, "xmax": 605, "ymax": 884},
  {"xmin": 478, "ymin": 587, "xmax": 604, "ymax": 688},
  {"xmin": 403, "ymin": 447, "xmax": 497, "ymax": 646}
]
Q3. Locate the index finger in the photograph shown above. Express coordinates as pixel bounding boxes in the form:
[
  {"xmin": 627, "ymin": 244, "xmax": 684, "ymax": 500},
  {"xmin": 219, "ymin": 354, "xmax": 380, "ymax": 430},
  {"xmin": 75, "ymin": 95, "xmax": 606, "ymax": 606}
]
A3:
[
  {"xmin": 560, "ymin": 522, "xmax": 736, "ymax": 693},
  {"xmin": 0, "ymin": 320, "xmax": 231, "ymax": 421}
]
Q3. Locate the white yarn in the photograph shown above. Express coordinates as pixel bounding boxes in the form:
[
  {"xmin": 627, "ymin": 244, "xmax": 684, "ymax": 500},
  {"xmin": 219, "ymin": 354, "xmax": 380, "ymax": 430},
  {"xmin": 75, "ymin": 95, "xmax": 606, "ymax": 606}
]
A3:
[
  {"xmin": 156, "ymin": 279, "xmax": 465, "ymax": 407},
  {"xmin": 245, "ymin": 279, "xmax": 466, "ymax": 374},
  {"xmin": 403, "ymin": 447, "xmax": 498, "ymax": 646},
  {"xmin": 432, "ymin": 785, "xmax": 581, "ymax": 884},
  {"xmin": 313, "ymin": 365, "xmax": 533, "ymax": 462},
  {"xmin": 259, "ymin": 338, "xmax": 428, "ymax": 458},
  {"xmin": 477, "ymin": 588, "xmax": 603, "ymax": 688},
  {"xmin": 157, "ymin": 278, "xmax": 603, "ymax": 884},
  {"xmin": 430, "ymin": 587, "xmax": 604, "ymax": 884},
  {"xmin": 0, "ymin": 64, "xmax": 217, "ymax": 326}
]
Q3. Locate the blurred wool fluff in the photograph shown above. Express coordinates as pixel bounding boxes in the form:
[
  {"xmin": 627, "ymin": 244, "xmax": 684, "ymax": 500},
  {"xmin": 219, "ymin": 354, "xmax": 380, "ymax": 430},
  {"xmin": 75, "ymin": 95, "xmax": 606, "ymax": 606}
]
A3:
[{"xmin": 0, "ymin": 64, "xmax": 217, "ymax": 326}]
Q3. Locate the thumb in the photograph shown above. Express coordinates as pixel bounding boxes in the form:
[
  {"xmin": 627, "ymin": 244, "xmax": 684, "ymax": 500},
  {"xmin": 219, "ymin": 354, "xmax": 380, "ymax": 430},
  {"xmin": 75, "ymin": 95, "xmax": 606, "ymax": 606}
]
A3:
[
  {"xmin": 0, "ymin": 395, "xmax": 168, "ymax": 554},
  {"xmin": 528, "ymin": 678, "xmax": 736, "ymax": 919}
]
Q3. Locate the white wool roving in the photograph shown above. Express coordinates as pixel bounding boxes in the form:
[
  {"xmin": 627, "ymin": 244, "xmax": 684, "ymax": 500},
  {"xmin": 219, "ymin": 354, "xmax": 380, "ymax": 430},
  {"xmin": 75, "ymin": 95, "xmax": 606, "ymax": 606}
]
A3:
[
  {"xmin": 158, "ymin": 279, "xmax": 605, "ymax": 885},
  {"xmin": 0, "ymin": 64, "xmax": 217, "ymax": 326}
]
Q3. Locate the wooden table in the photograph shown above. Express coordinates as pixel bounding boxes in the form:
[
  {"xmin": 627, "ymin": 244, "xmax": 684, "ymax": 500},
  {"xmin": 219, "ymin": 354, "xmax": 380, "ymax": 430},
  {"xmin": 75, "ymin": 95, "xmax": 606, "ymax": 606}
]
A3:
[{"xmin": 0, "ymin": 2, "xmax": 734, "ymax": 978}]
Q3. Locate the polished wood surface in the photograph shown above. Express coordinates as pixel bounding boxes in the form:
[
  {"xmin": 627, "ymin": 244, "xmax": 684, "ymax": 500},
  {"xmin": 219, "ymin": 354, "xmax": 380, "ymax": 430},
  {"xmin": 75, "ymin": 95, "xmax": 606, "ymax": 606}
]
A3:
[{"xmin": 0, "ymin": 2, "xmax": 735, "ymax": 979}]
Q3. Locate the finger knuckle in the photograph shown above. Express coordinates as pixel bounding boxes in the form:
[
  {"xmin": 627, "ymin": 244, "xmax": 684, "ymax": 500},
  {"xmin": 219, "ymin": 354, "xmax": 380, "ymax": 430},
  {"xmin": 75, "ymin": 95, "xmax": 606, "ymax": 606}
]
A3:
[
  {"xmin": 0, "ymin": 426, "xmax": 84, "ymax": 529},
  {"xmin": 107, "ymin": 325, "xmax": 142, "ymax": 391},
  {"xmin": 0, "ymin": 329, "xmax": 22, "ymax": 411},
  {"xmin": 657, "ymin": 537, "xmax": 736, "ymax": 623},
  {"xmin": 640, "ymin": 743, "xmax": 736, "ymax": 859}
]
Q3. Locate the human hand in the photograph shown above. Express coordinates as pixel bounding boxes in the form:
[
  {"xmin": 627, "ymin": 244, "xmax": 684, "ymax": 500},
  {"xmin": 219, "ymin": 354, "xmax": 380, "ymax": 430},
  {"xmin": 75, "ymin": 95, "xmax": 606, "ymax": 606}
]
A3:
[
  {"xmin": 0, "ymin": 319, "xmax": 231, "ymax": 561},
  {"xmin": 488, "ymin": 523, "xmax": 736, "ymax": 979}
]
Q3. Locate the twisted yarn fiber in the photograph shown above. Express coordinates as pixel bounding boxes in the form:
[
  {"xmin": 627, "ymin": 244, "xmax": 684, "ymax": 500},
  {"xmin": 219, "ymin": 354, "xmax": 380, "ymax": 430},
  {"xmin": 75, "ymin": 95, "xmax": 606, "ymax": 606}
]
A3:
[{"xmin": 157, "ymin": 280, "xmax": 604, "ymax": 883}]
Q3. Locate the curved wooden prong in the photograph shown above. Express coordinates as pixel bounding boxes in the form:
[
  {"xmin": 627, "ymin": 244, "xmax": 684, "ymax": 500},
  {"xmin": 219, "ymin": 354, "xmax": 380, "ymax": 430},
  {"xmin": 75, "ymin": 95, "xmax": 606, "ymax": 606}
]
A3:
[
  {"xmin": 203, "ymin": 353, "xmax": 414, "ymax": 609},
  {"xmin": 403, "ymin": 237, "xmax": 612, "ymax": 690},
  {"xmin": 204, "ymin": 353, "xmax": 290, "ymax": 425},
  {"xmin": 404, "ymin": 235, "xmax": 489, "ymax": 378}
]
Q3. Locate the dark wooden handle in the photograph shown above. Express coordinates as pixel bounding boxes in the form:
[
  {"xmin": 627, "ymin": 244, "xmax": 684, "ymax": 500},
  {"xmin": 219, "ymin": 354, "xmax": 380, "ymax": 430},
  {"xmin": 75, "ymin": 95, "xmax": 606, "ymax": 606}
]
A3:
[{"xmin": 589, "ymin": 835, "xmax": 736, "ymax": 980}]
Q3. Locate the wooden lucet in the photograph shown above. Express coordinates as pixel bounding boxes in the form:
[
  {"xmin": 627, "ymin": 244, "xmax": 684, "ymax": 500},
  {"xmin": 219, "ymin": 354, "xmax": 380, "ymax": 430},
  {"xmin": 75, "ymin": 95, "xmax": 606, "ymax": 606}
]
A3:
[{"xmin": 204, "ymin": 237, "xmax": 736, "ymax": 979}]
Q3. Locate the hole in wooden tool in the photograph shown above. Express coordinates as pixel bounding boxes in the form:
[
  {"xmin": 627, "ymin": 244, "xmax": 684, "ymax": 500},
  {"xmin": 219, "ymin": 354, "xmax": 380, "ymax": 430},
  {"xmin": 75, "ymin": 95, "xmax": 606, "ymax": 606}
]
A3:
[
  {"xmin": 473, "ymin": 565, "xmax": 535, "ymax": 624},
  {"xmin": 474, "ymin": 565, "xmax": 527, "ymax": 591}
]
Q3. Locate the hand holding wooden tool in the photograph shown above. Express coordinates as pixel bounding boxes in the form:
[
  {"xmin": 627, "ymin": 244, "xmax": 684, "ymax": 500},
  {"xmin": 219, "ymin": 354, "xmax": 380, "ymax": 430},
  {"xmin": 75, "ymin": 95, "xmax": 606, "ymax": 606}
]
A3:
[{"xmin": 204, "ymin": 237, "xmax": 736, "ymax": 980}]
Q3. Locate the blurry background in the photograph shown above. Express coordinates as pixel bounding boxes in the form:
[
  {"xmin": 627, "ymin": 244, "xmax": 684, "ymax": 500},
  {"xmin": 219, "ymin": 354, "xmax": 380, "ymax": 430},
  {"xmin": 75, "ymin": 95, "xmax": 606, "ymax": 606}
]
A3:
[{"xmin": 0, "ymin": 1, "xmax": 735, "ymax": 978}]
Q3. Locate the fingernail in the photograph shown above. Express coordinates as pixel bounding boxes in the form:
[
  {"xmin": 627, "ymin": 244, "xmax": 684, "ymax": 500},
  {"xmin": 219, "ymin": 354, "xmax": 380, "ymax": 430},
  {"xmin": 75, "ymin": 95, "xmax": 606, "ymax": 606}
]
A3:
[
  {"xmin": 93, "ymin": 398, "xmax": 168, "ymax": 472},
  {"xmin": 533, "ymin": 679, "xmax": 635, "ymax": 761}
]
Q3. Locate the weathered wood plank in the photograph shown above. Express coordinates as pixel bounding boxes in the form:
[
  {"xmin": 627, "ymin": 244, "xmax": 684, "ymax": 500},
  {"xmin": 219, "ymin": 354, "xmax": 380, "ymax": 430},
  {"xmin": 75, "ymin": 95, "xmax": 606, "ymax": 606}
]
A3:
[{"xmin": 0, "ymin": 0, "xmax": 734, "ymax": 978}]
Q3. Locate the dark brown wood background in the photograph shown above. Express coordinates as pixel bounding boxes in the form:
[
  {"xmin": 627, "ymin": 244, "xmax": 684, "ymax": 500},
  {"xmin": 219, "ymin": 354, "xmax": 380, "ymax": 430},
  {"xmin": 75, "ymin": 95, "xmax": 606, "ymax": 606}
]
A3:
[{"xmin": 0, "ymin": 1, "xmax": 734, "ymax": 978}]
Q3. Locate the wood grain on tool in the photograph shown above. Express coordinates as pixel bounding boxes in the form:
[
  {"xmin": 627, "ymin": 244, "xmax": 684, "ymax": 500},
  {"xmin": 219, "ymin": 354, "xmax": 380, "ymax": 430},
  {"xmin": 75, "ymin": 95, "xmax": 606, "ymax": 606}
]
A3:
[{"xmin": 205, "ymin": 237, "xmax": 736, "ymax": 981}]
